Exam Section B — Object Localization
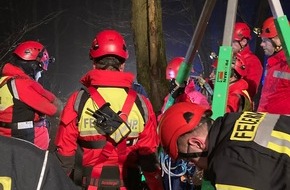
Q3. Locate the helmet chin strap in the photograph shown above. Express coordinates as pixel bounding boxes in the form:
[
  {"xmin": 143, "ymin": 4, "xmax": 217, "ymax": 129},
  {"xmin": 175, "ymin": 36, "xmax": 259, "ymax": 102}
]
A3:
[
  {"xmin": 178, "ymin": 151, "xmax": 208, "ymax": 159},
  {"xmin": 238, "ymin": 41, "xmax": 244, "ymax": 51},
  {"xmin": 238, "ymin": 39, "xmax": 248, "ymax": 52}
]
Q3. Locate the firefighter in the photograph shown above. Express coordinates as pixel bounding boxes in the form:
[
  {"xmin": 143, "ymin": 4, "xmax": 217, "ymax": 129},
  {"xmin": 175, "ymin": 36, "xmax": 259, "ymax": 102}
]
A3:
[
  {"xmin": 0, "ymin": 135, "xmax": 80, "ymax": 190},
  {"xmin": 257, "ymin": 17, "xmax": 290, "ymax": 114},
  {"xmin": 160, "ymin": 57, "xmax": 210, "ymax": 190},
  {"xmin": 232, "ymin": 22, "xmax": 263, "ymax": 100},
  {"xmin": 0, "ymin": 40, "xmax": 62, "ymax": 150},
  {"xmin": 54, "ymin": 29, "xmax": 163, "ymax": 190},
  {"xmin": 158, "ymin": 102, "xmax": 290, "ymax": 190},
  {"xmin": 210, "ymin": 54, "xmax": 253, "ymax": 112}
]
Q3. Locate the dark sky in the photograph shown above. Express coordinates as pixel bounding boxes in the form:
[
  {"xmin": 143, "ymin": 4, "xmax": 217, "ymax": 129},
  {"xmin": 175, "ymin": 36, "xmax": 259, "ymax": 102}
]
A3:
[{"xmin": 0, "ymin": 0, "xmax": 289, "ymax": 99}]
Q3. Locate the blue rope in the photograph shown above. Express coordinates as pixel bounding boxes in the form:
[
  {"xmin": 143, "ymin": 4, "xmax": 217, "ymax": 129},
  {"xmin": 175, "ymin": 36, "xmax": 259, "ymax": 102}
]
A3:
[{"xmin": 160, "ymin": 152, "xmax": 196, "ymax": 190}]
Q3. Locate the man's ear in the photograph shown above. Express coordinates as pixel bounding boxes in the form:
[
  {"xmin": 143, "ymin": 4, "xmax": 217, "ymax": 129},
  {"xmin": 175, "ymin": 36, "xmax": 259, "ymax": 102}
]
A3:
[
  {"xmin": 188, "ymin": 137, "xmax": 206, "ymax": 150},
  {"xmin": 119, "ymin": 63, "xmax": 125, "ymax": 71},
  {"xmin": 272, "ymin": 37, "xmax": 282, "ymax": 46}
]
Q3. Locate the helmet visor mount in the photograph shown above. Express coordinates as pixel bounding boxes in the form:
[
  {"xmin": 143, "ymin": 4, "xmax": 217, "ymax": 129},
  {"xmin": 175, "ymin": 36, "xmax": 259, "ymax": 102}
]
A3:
[
  {"xmin": 40, "ymin": 56, "xmax": 55, "ymax": 71},
  {"xmin": 36, "ymin": 48, "xmax": 54, "ymax": 71}
]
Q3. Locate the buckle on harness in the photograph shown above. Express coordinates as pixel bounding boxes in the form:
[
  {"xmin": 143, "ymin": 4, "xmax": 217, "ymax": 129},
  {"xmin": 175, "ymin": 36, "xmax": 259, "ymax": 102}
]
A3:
[{"xmin": 83, "ymin": 166, "xmax": 122, "ymax": 189}]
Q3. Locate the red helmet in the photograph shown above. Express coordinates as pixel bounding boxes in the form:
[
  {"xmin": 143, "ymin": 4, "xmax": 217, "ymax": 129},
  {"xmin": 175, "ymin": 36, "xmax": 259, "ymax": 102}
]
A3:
[
  {"xmin": 260, "ymin": 17, "xmax": 278, "ymax": 38},
  {"xmin": 232, "ymin": 53, "xmax": 246, "ymax": 77},
  {"xmin": 13, "ymin": 41, "xmax": 50, "ymax": 70},
  {"xmin": 158, "ymin": 102, "xmax": 209, "ymax": 160},
  {"xmin": 166, "ymin": 57, "xmax": 185, "ymax": 80},
  {"xmin": 233, "ymin": 22, "xmax": 251, "ymax": 41},
  {"xmin": 89, "ymin": 29, "xmax": 129, "ymax": 61}
]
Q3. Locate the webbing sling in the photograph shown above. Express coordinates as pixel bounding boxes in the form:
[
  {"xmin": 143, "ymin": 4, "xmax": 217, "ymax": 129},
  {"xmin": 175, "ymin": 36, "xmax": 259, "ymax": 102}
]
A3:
[{"xmin": 86, "ymin": 86, "xmax": 137, "ymax": 164}]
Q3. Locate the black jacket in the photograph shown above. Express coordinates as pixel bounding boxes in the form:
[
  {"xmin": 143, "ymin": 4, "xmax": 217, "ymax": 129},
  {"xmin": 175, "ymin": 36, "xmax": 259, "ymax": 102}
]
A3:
[
  {"xmin": 0, "ymin": 136, "xmax": 80, "ymax": 190},
  {"xmin": 205, "ymin": 112, "xmax": 290, "ymax": 190}
]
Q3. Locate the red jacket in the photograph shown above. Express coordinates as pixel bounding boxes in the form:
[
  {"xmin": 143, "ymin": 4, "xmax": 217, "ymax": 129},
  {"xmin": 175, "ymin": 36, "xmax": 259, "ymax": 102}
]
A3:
[
  {"xmin": 227, "ymin": 79, "xmax": 252, "ymax": 112},
  {"xmin": 0, "ymin": 63, "xmax": 57, "ymax": 149},
  {"xmin": 239, "ymin": 46, "xmax": 263, "ymax": 99},
  {"xmin": 55, "ymin": 69, "xmax": 162, "ymax": 190},
  {"xmin": 258, "ymin": 50, "xmax": 290, "ymax": 114}
]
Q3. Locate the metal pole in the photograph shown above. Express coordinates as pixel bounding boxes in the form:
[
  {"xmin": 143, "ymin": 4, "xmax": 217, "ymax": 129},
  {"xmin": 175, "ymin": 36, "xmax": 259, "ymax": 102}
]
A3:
[
  {"xmin": 211, "ymin": 0, "xmax": 238, "ymax": 119},
  {"xmin": 164, "ymin": 0, "xmax": 217, "ymax": 111}
]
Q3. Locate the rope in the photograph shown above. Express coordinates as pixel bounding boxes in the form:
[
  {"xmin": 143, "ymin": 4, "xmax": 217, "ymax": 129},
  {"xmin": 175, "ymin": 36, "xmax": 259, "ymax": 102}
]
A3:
[{"xmin": 160, "ymin": 152, "xmax": 194, "ymax": 190}]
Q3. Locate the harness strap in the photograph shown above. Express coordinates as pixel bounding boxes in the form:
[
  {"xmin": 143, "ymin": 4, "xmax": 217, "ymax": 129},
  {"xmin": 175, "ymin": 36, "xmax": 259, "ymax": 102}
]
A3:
[
  {"xmin": 86, "ymin": 86, "xmax": 137, "ymax": 164},
  {"xmin": 116, "ymin": 89, "xmax": 138, "ymax": 163},
  {"xmin": 0, "ymin": 120, "xmax": 50, "ymax": 129},
  {"xmin": 77, "ymin": 139, "xmax": 106, "ymax": 149},
  {"xmin": 77, "ymin": 138, "xmax": 136, "ymax": 149},
  {"xmin": 76, "ymin": 87, "xmax": 137, "ymax": 187},
  {"xmin": 87, "ymin": 86, "xmax": 137, "ymax": 121}
]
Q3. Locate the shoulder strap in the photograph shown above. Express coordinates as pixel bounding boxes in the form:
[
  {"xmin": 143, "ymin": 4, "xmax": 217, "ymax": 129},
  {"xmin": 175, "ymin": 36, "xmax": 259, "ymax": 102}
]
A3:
[
  {"xmin": 119, "ymin": 89, "xmax": 138, "ymax": 121},
  {"xmin": 87, "ymin": 86, "xmax": 106, "ymax": 106},
  {"xmin": 87, "ymin": 86, "xmax": 137, "ymax": 122},
  {"xmin": 86, "ymin": 86, "xmax": 138, "ymax": 164}
]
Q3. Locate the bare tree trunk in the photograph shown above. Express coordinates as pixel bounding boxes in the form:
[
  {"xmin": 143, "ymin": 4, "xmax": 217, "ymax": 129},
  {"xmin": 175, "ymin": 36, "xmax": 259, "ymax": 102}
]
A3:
[{"xmin": 131, "ymin": 0, "xmax": 168, "ymax": 113}]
